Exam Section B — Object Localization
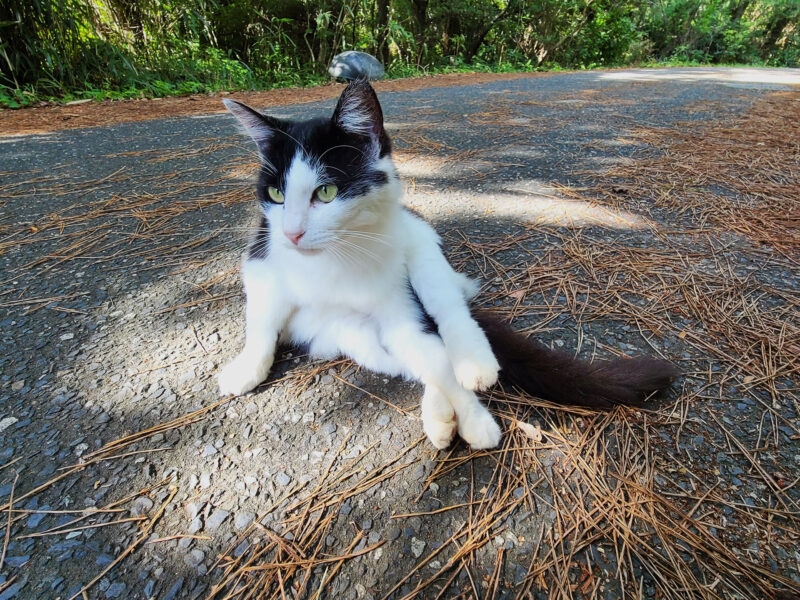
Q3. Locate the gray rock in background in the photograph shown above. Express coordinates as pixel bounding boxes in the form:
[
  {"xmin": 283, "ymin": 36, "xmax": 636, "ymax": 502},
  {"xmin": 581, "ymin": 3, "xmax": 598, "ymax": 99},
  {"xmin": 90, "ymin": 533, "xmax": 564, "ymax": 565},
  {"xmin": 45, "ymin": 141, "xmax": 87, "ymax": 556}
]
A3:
[{"xmin": 328, "ymin": 51, "xmax": 384, "ymax": 81}]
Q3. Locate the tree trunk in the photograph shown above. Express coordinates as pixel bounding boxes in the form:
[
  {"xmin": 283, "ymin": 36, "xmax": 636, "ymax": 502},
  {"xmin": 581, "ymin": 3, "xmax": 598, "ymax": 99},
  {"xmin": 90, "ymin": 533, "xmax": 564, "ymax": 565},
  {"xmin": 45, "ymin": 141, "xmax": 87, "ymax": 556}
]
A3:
[{"xmin": 375, "ymin": 0, "xmax": 390, "ymax": 64}]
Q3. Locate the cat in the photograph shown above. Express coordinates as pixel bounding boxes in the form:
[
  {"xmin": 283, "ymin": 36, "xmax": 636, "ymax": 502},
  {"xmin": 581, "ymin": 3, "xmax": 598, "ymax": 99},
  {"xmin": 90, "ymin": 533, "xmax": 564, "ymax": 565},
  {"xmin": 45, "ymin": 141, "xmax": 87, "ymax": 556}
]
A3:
[{"xmin": 217, "ymin": 80, "xmax": 678, "ymax": 450}]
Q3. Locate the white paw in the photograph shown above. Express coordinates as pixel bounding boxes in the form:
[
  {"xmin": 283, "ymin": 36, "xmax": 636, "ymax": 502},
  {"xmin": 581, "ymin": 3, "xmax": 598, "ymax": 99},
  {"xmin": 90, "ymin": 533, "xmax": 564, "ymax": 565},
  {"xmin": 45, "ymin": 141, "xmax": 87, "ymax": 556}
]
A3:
[
  {"xmin": 457, "ymin": 405, "xmax": 502, "ymax": 450},
  {"xmin": 423, "ymin": 413, "xmax": 458, "ymax": 450},
  {"xmin": 452, "ymin": 350, "xmax": 500, "ymax": 391},
  {"xmin": 218, "ymin": 353, "xmax": 272, "ymax": 396}
]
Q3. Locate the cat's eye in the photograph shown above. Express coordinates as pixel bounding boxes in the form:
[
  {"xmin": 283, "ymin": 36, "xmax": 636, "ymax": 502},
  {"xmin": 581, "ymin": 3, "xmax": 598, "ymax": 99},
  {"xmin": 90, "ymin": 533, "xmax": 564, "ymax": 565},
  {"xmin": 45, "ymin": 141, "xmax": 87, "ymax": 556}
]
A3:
[
  {"xmin": 267, "ymin": 186, "xmax": 284, "ymax": 204},
  {"xmin": 315, "ymin": 184, "xmax": 338, "ymax": 203}
]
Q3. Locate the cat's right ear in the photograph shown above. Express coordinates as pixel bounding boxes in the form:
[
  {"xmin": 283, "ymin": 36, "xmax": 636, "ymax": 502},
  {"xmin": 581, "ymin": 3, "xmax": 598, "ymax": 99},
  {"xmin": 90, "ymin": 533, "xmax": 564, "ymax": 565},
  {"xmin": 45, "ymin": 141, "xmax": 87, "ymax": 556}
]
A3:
[{"xmin": 223, "ymin": 99, "xmax": 276, "ymax": 150}]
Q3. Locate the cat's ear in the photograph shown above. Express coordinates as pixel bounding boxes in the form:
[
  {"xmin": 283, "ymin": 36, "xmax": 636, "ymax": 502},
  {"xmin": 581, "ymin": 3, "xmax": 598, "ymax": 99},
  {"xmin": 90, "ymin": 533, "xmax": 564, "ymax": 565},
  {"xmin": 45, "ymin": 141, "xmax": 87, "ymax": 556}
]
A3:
[
  {"xmin": 332, "ymin": 80, "xmax": 384, "ymax": 138},
  {"xmin": 223, "ymin": 99, "xmax": 277, "ymax": 149}
]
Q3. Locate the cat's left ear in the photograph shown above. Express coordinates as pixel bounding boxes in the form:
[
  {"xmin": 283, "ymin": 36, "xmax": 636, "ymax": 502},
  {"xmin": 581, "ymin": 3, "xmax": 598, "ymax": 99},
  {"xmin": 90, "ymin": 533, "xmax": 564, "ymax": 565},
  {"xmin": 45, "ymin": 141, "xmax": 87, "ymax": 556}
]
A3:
[
  {"xmin": 223, "ymin": 99, "xmax": 278, "ymax": 151},
  {"xmin": 332, "ymin": 80, "xmax": 385, "ymax": 140}
]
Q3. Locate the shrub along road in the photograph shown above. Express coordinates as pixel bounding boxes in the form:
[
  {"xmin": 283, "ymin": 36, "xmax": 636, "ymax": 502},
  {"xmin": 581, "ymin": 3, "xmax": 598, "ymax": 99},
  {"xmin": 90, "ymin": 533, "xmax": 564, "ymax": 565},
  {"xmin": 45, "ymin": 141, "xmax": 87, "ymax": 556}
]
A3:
[{"xmin": 1, "ymin": 67, "xmax": 799, "ymax": 599}]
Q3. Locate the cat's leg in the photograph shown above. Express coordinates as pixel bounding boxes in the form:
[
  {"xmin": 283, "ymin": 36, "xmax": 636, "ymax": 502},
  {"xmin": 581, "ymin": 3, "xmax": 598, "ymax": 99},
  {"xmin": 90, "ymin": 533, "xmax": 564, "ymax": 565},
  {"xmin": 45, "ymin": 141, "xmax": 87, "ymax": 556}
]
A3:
[
  {"xmin": 403, "ymin": 216, "xmax": 499, "ymax": 391},
  {"xmin": 218, "ymin": 261, "xmax": 293, "ymax": 396},
  {"xmin": 380, "ymin": 320, "xmax": 502, "ymax": 449},
  {"xmin": 421, "ymin": 385, "xmax": 458, "ymax": 449}
]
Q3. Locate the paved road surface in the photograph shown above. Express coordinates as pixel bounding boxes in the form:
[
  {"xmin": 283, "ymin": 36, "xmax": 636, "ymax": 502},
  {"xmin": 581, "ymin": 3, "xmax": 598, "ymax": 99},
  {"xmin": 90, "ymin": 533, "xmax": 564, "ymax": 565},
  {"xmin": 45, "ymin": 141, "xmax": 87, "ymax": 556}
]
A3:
[{"xmin": 1, "ymin": 68, "xmax": 798, "ymax": 599}]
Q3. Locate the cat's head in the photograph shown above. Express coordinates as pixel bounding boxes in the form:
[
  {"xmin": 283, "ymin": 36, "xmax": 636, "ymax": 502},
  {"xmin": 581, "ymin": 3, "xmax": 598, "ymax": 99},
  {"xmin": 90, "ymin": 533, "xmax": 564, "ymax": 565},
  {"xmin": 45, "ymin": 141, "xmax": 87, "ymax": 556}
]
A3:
[{"xmin": 224, "ymin": 81, "xmax": 398, "ymax": 254}]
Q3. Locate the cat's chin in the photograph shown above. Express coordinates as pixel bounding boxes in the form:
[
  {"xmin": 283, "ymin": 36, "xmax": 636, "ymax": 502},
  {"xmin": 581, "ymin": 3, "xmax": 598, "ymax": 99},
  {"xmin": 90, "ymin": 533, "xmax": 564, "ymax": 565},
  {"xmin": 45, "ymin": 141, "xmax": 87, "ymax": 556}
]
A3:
[{"xmin": 291, "ymin": 246, "xmax": 323, "ymax": 256}]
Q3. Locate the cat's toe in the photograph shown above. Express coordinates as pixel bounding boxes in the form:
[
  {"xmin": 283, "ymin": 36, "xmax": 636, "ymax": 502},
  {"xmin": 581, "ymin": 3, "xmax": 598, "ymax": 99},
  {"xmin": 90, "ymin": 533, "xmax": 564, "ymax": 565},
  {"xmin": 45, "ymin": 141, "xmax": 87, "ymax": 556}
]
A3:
[
  {"xmin": 457, "ymin": 407, "xmax": 502, "ymax": 450},
  {"xmin": 423, "ymin": 415, "xmax": 458, "ymax": 450},
  {"xmin": 218, "ymin": 355, "xmax": 271, "ymax": 396},
  {"xmin": 453, "ymin": 354, "xmax": 500, "ymax": 391}
]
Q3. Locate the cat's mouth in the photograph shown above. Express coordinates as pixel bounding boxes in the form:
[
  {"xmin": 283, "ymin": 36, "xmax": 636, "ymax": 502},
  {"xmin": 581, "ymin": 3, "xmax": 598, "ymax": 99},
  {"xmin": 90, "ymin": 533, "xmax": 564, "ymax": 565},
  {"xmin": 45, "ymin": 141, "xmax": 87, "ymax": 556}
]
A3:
[{"xmin": 290, "ymin": 244, "xmax": 323, "ymax": 256}]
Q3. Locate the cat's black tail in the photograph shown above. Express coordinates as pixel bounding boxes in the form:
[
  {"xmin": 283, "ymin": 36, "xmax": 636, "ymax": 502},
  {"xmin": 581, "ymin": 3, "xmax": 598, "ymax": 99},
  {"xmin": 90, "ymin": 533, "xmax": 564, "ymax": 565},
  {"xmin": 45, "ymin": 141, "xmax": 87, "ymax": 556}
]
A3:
[{"xmin": 472, "ymin": 309, "xmax": 679, "ymax": 409}]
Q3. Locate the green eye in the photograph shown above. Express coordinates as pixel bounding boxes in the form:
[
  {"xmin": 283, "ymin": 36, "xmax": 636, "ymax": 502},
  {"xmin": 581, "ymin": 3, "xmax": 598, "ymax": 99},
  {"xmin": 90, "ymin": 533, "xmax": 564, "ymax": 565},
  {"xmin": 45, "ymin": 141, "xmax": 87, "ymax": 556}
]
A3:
[
  {"xmin": 267, "ymin": 186, "xmax": 284, "ymax": 204},
  {"xmin": 315, "ymin": 184, "xmax": 338, "ymax": 203}
]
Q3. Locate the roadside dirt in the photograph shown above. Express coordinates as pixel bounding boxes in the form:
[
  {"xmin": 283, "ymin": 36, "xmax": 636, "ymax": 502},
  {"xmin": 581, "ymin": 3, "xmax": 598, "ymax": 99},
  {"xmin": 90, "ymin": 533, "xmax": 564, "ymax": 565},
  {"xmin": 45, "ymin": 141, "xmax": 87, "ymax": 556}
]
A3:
[{"xmin": 0, "ymin": 71, "xmax": 552, "ymax": 137}]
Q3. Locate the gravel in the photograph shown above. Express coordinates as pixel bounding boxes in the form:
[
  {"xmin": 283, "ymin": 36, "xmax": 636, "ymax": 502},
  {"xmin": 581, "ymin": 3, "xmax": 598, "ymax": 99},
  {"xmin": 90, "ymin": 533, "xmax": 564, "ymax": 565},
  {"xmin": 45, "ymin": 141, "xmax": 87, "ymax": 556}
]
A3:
[{"xmin": 1, "ymin": 67, "xmax": 797, "ymax": 598}]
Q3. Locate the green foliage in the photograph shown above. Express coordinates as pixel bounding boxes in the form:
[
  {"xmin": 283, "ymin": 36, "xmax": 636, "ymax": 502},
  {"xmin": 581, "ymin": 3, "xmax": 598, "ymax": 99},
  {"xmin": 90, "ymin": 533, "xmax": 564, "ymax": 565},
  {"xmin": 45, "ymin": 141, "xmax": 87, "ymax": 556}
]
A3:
[{"xmin": 0, "ymin": 0, "xmax": 797, "ymax": 108}]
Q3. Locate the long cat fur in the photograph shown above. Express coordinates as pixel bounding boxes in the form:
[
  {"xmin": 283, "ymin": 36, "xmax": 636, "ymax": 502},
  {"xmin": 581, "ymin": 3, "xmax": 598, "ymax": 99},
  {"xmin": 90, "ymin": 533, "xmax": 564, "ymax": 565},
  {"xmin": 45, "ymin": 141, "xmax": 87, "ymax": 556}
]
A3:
[{"xmin": 218, "ymin": 80, "xmax": 678, "ymax": 449}]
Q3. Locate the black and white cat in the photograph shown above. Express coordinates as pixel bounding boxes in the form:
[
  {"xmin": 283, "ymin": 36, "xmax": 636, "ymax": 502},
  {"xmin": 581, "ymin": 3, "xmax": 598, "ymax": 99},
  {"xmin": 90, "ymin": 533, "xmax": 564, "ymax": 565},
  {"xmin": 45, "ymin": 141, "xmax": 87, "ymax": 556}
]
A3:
[{"xmin": 218, "ymin": 81, "xmax": 677, "ymax": 449}]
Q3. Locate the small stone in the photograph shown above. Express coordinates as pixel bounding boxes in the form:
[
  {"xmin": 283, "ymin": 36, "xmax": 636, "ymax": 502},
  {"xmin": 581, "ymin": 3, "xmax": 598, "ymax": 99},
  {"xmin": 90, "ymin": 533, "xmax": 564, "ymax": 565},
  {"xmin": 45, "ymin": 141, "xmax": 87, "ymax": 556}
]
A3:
[
  {"xmin": 60, "ymin": 333, "xmax": 75, "ymax": 341},
  {"xmin": 235, "ymin": 512, "xmax": 255, "ymax": 531},
  {"xmin": 411, "ymin": 538, "xmax": 426, "ymax": 558},
  {"xmin": 377, "ymin": 415, "xmax": 390, "ymax": 427},
  {"xmin": 0, "ymin": 417, "xmax": 18, "ymax": 433},
  {"xmin": 411, "ymin": 464, "xmax": 426, "ymax": 481},
  {"xmin": 96, "ymin": 554, "xmax": 114, "ymax": 567},
  {"xmin": 184, "ymin": 501, "xmax": 203, "ymax": 520},
  {"xmin": 26, "ymin": 511, "xmax": 46, "ymax": 528},
  {"xmin": 162, "ymin": 578, "xmax": 184, "ymax": 600},
  {"xmin": 105, "ymin": 583, "xmax": 125, "ymax": 598},
  {"xmin": 201, "ymin": 443, "xmax": 217, "ymax": 457},
  {"xmin": 206, "ymin": 509, "xmax": 229, "ymax": 533},
  {"xmin": 199, "ymin": 473, "xmax": 211, "ymax": 489},
  {"xmin": 131, "ymin": 496, "xmax": 154, "ymax": 517},
  {"xmin": 188, "ymin": 517, "xmax": 203, "ymax": 535},
  {"xmin": 4, "ymin": 555, "xmax": 30, "ymax": 568},
  {"xmin": 0, "ymin": 576, "xmax": 28, "ymax": 599},
  {"xmin": 275, "ymin": 472, "xmax": 291, "ymax": 486},
  {"xmin": 184, "ymin": 549, "xmax": 204, "ymax": 568}
]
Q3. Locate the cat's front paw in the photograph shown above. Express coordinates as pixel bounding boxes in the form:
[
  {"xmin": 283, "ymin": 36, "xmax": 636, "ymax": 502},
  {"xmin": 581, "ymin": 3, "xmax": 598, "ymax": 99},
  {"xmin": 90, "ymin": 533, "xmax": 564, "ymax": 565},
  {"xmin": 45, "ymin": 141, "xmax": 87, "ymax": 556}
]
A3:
[
  {"xmin": 451, "ymin": 350, "xmax": 500, "ymax": 392},
  {"xmin": 457, "ymin": 405, "xmax": 502, "ymax": 450},
  {"xmin": 423, "ymin": 413, "xmax": 458, "ymax": 450},
  {"xmin": 218, "ymin": 352, "xmax": 273, "ymax": 396}
]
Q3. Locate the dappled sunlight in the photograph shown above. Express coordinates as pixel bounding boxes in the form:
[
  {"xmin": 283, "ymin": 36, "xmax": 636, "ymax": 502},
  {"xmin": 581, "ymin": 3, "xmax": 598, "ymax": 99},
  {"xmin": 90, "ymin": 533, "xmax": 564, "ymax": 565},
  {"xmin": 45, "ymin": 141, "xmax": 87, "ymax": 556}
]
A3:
[{"xmin": 469, "ymin": 189, "xmax": 648, "ymax": 229}]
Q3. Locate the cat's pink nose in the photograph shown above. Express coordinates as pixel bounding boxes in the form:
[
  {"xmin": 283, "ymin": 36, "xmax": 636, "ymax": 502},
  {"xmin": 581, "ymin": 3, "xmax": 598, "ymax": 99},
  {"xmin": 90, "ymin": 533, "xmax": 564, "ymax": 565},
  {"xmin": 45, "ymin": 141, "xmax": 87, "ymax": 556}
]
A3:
[{"xmin": 285, "ymin": 230, "xmax": 304, "ymax": 245}]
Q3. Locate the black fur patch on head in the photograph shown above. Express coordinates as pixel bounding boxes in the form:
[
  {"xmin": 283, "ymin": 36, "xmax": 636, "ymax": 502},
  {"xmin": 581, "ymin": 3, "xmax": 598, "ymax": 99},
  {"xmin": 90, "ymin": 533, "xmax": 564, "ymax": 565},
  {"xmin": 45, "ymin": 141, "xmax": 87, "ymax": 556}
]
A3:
[{"xmin": 224, "ymin": 81, "xmax": 392, "ymax": 214}]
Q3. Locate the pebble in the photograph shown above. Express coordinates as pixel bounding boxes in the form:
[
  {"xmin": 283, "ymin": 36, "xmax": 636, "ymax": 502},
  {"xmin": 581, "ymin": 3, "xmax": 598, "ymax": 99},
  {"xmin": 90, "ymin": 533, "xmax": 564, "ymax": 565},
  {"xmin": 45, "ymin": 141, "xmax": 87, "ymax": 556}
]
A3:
[
  {"xmin": 206, "ymin": 509, "xmax": 229, "ymax": 533},
  {"xmin": 4, "ymin": 556, "xmax": 29, "ymax": 568},
  {"xmin": 188, "ymin": 517, "xmax": 203, "ymax": 535},
  {"xmin": 201, "ymin": 443, "xmax": 217, "ymax": 457},
  {"xmin": 184, "ymin": 549, "xmax": 204, "ymax": 568},
  {"xmin": 130, "ymin": 496, "xmax": 154, "ymax": 517},
  {"xmin": 185, "ymin": 501, "xmax": 203, "ymax": 520},
  {"xmin": 162, "ymin": 578, "xmax": 184, "ymax": 600},
  {"xmin": 275, "ymin": 472, "xmax": 291, "ymax": 486},
  {"xmin": 235, "ymin": 512, "xmax": 255, "ymax": 531},
  {"xmin": 105, "ymin": 583, "xmax": 126, "ymax": 598},
  {"xmin": 376, "ymin": 415, "xmax": 390, "ymax": 427},
  {"xmin": 0, "ymin": 576, "xmax": 27, "ymax": 600},
  {"xmin": 411, "ymin": 538, "xmax": 426, "ymax": 558},
  {"xmin": 0, "ymin": 418, "xmax": 18, "ymax": 433}
]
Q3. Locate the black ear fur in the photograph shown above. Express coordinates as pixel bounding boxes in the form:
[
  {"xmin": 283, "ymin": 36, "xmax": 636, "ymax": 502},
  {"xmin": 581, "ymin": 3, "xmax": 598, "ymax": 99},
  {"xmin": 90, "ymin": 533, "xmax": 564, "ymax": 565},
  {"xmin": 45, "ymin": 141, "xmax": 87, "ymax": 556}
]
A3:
[
  {"xmin": 332, "ymin": 80, "xmax": 391, "ymax": 156},
  {"xmin": 222, "ymin": 99, "xmax": 279, "ymax": 149}
]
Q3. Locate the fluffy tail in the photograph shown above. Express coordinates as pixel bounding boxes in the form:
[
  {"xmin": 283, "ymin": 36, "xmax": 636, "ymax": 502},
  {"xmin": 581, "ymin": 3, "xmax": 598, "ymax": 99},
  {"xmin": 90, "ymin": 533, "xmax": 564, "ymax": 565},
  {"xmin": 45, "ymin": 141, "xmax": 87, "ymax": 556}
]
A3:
[{"xmin": 472, "ymin": 310, "xmax": 679, "ymax": 409}]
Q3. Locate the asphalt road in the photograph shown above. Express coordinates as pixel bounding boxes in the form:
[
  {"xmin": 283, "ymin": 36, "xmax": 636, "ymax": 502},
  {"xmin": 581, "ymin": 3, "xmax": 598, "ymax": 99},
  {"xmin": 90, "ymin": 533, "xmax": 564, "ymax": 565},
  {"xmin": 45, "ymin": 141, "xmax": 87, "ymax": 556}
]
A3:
[{"xmin": 1, "ymin": 67, "xmax": 799, "ymax": 599}]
